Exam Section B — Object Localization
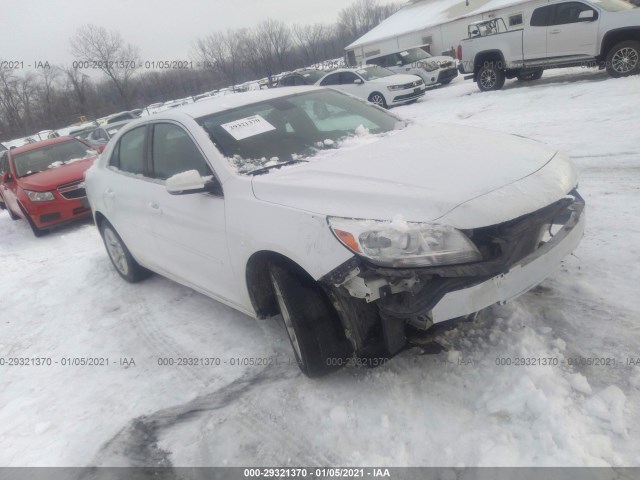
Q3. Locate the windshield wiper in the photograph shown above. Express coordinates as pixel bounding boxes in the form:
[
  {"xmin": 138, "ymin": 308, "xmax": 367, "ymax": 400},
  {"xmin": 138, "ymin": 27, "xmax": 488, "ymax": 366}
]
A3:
[{"xmin": 248, "ymin": 160, "xmax": 309, "ymax": 176}]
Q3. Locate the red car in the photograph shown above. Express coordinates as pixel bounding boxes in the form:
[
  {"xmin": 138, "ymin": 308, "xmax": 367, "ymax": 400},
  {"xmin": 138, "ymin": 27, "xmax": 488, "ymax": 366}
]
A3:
[{"xmin": 0, "ymin": 137, "xmax": 98, "ymax": 236}]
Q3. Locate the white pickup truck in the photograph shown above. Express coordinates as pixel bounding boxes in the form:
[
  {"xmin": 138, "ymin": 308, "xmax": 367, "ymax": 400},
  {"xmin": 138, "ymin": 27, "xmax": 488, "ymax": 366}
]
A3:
[{"xmin": 457, "ymin": 0, "xmax": 640, "ymax": 91}]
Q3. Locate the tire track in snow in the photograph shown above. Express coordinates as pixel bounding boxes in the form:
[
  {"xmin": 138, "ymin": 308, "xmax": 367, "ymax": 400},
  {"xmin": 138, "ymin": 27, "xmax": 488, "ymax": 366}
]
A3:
[
  {"xmin": 85, "ymin": 364, "xmax": 297, "ymax": 470},
  {"xmin": 119, "ymin": 282, "xmax": 216, "ymax": 386}
]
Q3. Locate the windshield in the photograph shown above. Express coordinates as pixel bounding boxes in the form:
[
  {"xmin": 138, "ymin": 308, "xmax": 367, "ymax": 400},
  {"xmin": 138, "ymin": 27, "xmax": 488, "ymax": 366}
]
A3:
[
  {"xmin": 591, "ymin": 0, "xmax": 636, "ymax": 10},
  {"xmin": 356, "ymin": 66, "xmax": 396, "ymax": 80},
  {"xmin": 398, "ymin": 48, "xmax": 432, "ymax": 64},
  {"xmin": 197, "ymin": 89, "xmax": 402, "ymax": 174},
  {"xmin": 13, "ymin": 140, "xmax": 96, "ymax": 177}
]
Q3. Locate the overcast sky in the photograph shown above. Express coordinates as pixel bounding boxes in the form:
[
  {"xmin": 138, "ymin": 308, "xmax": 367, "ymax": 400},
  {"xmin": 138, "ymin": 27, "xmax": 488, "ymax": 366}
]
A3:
[{"xmin": 1, "ymin": 0, "xmax": 397, "ymax": 70}]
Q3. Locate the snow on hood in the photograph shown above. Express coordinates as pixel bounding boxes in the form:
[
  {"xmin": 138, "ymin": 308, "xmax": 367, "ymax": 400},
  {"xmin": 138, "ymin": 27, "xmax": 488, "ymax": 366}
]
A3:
[{"xmin": 251, "ymin": 124, "xmax": 577, "ymax": 228}]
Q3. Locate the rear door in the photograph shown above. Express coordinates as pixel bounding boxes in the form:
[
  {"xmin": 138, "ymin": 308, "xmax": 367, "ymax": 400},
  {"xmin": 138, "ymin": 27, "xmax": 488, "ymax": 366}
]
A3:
[
  {"xmin": 546, "ymin": 2, "xmax": 600, "ymax": 58},
  {"xmin": 102, "ymin": 125, "xmax": 160, "ymax": 268},
  {"xmin": 524, "ymin": 5, "xmax": 554, "ymax": 60}
]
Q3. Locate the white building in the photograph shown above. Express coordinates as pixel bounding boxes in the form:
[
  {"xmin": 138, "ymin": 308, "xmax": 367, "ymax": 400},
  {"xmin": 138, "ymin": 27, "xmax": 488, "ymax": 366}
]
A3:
[{"xmin": 345, "ymin": 0, "xmax": 533, "ymax": 64}]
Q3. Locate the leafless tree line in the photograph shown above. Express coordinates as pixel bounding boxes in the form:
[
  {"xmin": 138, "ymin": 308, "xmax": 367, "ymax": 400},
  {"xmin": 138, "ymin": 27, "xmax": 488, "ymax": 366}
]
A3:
[{"xmin": 0, "ymin": 0, "xmax": 398, "ymax": 142}]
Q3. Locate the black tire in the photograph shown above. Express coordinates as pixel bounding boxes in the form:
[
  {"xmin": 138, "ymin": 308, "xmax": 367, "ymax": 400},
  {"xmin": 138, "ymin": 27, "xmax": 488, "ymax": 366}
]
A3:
[
  {"xmin": 4, "ymin": 199, "xmax": 20, "ymax": 220},
  {"xmin": 269, "ymin": 260, "xmax": 352, "ymax": 377},
  {"xmin": 606, "ymin": 41, "xmax": 640, "ymax": 78},
  {"xmin": 477, "ymin": 63, "xmax": 506, "ymax": 91},
  {"xmin": 517, "ymin": 69, "xmax": 543, "ymax": 81},
  {"xmin": 368, "ymin": 92, "xmax": 388, "ymax": 109},
  {"xmin": 440, "ymin": 78, "xmax": 453, "ymax": 85},
  {"xmin": 99, "ymin": 220, "xmax": 150, "ymax": 283},
  {"xmin": 18, "ymin": 203, "xmax": 48, "ymax": 236}
]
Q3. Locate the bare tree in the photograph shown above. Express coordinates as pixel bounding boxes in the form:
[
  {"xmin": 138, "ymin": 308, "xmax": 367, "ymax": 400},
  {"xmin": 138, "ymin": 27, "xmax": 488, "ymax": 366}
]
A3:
[
  {"xmin": 70, "ymin": 25, "xmax": 140, "ymax": 108},
  {"xmin": 63, "ymin": 65, "xmax": 92, "ymax": 117},
  {"xmin": 194, "ymin": 30, "xmax": 244, "ymax": 88},
  {"xmin": 337, "ymin": 0, "xmax": 399, "ymax": 44},
  {"xmin": 293, "ymin": 24, "xmax": 330, "ymax": 67}
]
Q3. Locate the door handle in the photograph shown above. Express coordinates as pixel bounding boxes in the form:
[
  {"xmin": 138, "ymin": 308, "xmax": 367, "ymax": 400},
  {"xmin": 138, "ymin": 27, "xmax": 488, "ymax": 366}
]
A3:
[
  {"xmin": 105, "ymin": 189, "xmax": 115, "ymax": 198},
  {"xmin": 549, "ymin": 29, "xmax": 561, "ymax": 34}
]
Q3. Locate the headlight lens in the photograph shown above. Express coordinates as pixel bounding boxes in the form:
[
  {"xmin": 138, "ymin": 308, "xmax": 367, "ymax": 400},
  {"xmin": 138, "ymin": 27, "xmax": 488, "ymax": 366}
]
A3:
[
  {"xmin": 329, "ymin": 216, "xmax": 481, "ymax": 267},
  {"xmin": 387, "ymin": 84, "xmax": 404, "ymax": 91},
  {"xmin": 25, "ymin": 190, "xmax": 55, "ymax": 202}
]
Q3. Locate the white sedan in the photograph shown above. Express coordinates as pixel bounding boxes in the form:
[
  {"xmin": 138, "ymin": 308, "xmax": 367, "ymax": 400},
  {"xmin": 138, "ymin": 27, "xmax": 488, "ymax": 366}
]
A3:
[
  {"xmin": 315, "ymin": 66, "xmax": 426, "ymax": 108},
  {"xmin": 85, "ymin": 86, "xmax": 584, "ymax": 377}
]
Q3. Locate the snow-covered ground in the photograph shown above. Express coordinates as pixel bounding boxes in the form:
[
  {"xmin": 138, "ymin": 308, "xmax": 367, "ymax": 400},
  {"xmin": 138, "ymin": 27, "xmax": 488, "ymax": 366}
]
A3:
[{"xmin": 1, "ymin": 68, "xmax": 639, "ymax": 468}]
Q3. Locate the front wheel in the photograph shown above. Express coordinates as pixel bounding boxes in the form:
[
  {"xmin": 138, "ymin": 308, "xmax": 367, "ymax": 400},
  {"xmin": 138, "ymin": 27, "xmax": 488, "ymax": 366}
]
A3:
[
  {"xmin": 368, "ymin": 92, "xmax": 388, "ymax": 109},
  {"xmin": 477, "ymin": 63, "xmax": 506, "ymax": 91},
  {"xmin": 606, "ymin": 41, "xmax": 640, "ymax": 78},
  {"xmin": 269, "ymin": 261, "xmax": 352, "ymax": 378},
  {"xmin": 99, "ymin": 221, "xmax": 150, "ymax": 282}
]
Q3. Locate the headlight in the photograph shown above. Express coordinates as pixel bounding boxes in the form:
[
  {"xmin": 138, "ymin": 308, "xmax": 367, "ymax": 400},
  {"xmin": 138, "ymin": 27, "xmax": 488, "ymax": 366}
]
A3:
[
  {"xmin": 328, "ymin": 217, "xmax": 481, "ymax": 267},
  {"xmin": 387, "ymin": 85, "xmax": 404, "ymax": 91},
  {"xmin": 25, "ymin": 190, "xmax": 55, "ymax": 202}
]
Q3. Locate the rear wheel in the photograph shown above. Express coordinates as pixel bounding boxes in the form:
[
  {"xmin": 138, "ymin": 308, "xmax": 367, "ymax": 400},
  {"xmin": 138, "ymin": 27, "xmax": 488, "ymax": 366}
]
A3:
[
  {"xmin": 606, "ymin": 41, "xmax": 640, "ymax": 78},
  {"xmin": 368, "ymin": 92, "xmax": 388, "ymax": 109},
  {"xmin": 269, "ymin": 260, "xmax": 352, "ymax": 377},
  {"xmin": 99, "ymin": 221, "xmax": 150, "ymax": 282},
  {"xmin": 477, "ymin": 63, "xmax": 505, "ymax": 91}
]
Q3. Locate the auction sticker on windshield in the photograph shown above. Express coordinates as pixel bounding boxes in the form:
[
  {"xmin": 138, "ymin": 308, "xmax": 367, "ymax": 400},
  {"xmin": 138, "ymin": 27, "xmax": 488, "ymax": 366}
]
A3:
[{"xmin": 221, "ymin": 115, "xmax": 276, "ymax": 141}]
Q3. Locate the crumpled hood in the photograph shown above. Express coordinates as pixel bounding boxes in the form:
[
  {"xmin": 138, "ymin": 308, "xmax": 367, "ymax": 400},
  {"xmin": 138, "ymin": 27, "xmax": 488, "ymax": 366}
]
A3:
[{"xmin": 251, "ymin": 124, "xmax": 577, "ymax": 229}]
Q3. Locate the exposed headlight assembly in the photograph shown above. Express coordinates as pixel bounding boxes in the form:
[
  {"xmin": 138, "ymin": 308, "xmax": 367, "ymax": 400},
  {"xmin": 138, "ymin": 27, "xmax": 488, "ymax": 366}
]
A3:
[
  {"xmin": 329, "ymin": 217, "xmax": 481, "ymax": 268},
  {"xmin": 25, "ymin": 190, "xmax": 55, "ymax": 202},
  {"xmin": 387, "ymin": 84, "xmax": 405, "ymax": 91}
]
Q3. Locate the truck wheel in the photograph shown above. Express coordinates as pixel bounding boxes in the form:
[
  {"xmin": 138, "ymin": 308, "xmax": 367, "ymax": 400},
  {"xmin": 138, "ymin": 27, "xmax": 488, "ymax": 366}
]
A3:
[
  {"xmin": 269, "ymin": 260, "xmax": 352, "ymax": 378},
  {"xmin": 368, "ymin": 92, "xmax": 388, "ymax": 109},
  {"xmin": 517, "ymin": 69, "xmax": 543, "ymax": 81},
  {"xmin": 99, "ymin": 220, "xmax": 150, "ymax": 282},
  {"xmin": 477, "ymin": 63, "xmax": 505, "ymax": 91},
  {"xmin": 606, "ymin": 41, "xmax": 640, "ymax": 78}
]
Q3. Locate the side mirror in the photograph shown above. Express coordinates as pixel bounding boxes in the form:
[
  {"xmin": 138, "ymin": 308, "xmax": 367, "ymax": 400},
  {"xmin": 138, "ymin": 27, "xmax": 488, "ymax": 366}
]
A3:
[
  {"xmin": 166, "ymin": 169, "xmax": 222, "ymax": 196},
  {"xmin": 353, "ymin": 78, "xmax": 364, "ymax": 85},
  {"xmin": 578, "ymin": 10, "xmax": 596, "ymax": 21},
  {"xmin": 2, "ymin": 172, "xmax": 12, "ymax": 183}
]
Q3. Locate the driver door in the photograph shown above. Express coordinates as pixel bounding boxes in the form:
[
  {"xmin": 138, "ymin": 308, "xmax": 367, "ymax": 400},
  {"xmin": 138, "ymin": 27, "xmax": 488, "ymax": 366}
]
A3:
[{"xmin": 145, "ymin": 121, "xmax": 236, "ymax": 303}]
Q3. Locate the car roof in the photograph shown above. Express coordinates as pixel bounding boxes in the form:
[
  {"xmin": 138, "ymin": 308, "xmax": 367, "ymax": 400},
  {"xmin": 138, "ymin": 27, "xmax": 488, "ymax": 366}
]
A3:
[
  {"xmin": 8, "ymin": 136, "xmax": 79, "ymax": 156},
  {"xmin": 150, "ymin": 86, "xmax": 321, "ymax": 120}
]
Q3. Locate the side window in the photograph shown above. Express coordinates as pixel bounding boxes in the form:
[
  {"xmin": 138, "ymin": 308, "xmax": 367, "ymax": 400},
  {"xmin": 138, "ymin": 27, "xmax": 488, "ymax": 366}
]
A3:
[
  {"xmin": 111, "ymin": 126, "xmax": 146, "ymax": 174},
  {"xmin": 279, "ymin": 75, "xmax": 294, "ymax": 87},
  {"xmin": 509, "ymin": 13, "xmax": 524, "ymax": 26},
  {"xmin": 294, "ymin": 75, "xmax": 308, "ymax": 86},
  {"xmin": 339, "ymin": 72, "xmax": 360, "ymax": 84},
  {"xmin": 531, "ymin": 5, "xmax": 554, "ymax": 26},
  {"xmin": 151, "ymin": 123, "xmax": 212, "ymax": 180},
  {"xmin": 554, "ymin": 2, "xmax": 594, "ymax": 25},
  {"xmin": 320, "ymin": 73, "xmax": 340, "ymax": 86},
  {"xmin": 0, "ymin": 153, "xmax": 8, "ymax": 175}
]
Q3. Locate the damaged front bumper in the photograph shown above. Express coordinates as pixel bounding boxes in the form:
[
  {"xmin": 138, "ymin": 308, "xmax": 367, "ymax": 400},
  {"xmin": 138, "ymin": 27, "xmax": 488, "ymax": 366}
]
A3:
[{"xmin": 322, "ymin": 191, "xmax": 585, "ymax": 351}]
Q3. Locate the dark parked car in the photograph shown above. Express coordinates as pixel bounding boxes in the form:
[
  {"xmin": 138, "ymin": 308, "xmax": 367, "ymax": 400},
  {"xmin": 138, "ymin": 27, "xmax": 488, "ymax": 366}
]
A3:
[
  {"xmin": 278, "ymin": 69, "xmax": 327, "ymax": 87},
  {"xmin": 83, "ymin": 121, "xmax": 131, "ymax": 152}
]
